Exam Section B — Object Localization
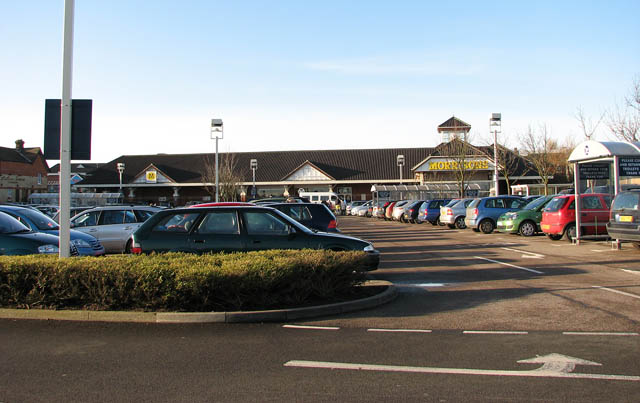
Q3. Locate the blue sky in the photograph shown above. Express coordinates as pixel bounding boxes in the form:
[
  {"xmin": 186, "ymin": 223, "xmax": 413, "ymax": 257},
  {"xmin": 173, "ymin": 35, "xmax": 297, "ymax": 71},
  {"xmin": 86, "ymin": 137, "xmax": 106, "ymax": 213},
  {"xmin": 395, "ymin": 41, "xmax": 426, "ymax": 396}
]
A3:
[{"xmin": 1, "ymin": 1, "xmax": 639, "ymax": 162}]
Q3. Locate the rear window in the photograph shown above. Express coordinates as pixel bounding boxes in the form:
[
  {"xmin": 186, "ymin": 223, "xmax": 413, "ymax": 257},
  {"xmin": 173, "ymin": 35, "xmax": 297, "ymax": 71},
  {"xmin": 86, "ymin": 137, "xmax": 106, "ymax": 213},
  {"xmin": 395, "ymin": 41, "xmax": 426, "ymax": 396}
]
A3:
[
  {"xmin": 612, "ymin": 192, "xmax": 639, "ymax": 211},
  {"xmin": 445, "ymin": 199, "xmax": 459, "ymax": 207},
  {"xmin": 468, "ymin": 199, "xmax": 480, "ymax": 208},
  {"xmin": 545, "ymin": 197, "xmax": 568, "ymax": 212},
  {"xmin": 523, "ymin": 196, "xmax": 549, "ymax": 210}
]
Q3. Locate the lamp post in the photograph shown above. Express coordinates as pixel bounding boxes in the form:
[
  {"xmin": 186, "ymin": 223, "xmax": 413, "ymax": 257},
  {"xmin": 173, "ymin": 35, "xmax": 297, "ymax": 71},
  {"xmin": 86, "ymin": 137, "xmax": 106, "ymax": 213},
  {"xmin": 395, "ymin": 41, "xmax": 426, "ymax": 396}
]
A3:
[
  {"xmin": 116, "ymin": 162, "xmax": 125, "ymax": 200},
  {"xmin": 211, "ymin": 119, "xmax": 224, "ymax": 202},
  {"xmin": 250, "ymin": 158, "xmax": 257, "ymax": 199},
  {"xmin": 490, "ymin": 113, "xmax": 502, "ymax": 196},
  {"xmin": 397, "ymin": 154, "xmax": 405, "ymax": 199}
]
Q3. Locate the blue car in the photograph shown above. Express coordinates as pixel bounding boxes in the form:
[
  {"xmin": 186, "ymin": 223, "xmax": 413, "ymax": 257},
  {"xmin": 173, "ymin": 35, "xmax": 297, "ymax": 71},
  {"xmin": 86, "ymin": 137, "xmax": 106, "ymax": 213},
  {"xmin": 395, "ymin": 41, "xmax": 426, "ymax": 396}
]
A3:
[
  {"xmin": 417, "ymin": 199, "xmax": 452, "ymax": 225},
  {"xmin": 0, "ymin": 205, "xmax": 105, "ymax": 256},
  {"xmin": 464, "ymin": 196, "xmax": 529, "ymax": 234}
]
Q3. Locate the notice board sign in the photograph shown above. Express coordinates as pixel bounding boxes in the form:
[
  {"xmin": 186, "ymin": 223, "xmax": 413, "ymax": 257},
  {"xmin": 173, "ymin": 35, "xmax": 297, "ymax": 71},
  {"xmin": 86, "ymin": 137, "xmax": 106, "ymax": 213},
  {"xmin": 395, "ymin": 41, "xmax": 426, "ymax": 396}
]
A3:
[
  {"xmin": 619, "ymin": 157, "xmax": 640, "ymax": 177},
  {"xmin": 579, "ymin": 163, "xmax": 610, "ymax": 180}
]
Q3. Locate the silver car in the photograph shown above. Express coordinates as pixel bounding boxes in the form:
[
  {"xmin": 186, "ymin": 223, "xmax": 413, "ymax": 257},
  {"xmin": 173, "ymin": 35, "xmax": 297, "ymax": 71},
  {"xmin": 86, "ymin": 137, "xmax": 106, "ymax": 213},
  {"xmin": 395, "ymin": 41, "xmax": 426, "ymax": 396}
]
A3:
[
  {"xmin": 440, "ymin": 198, "xmax": 474, "ymax": 229},
  {"xmin": 70, "ymin": 206, "xmax": 161, "ymax": 253}
]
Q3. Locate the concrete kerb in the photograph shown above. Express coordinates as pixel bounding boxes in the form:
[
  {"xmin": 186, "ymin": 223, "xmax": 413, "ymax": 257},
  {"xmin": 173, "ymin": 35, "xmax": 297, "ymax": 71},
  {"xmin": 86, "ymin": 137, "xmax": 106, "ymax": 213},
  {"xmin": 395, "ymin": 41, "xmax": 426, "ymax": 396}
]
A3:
[{"xmin": 0, "ymin": 281, "xmax": 396, "ymax": 324}]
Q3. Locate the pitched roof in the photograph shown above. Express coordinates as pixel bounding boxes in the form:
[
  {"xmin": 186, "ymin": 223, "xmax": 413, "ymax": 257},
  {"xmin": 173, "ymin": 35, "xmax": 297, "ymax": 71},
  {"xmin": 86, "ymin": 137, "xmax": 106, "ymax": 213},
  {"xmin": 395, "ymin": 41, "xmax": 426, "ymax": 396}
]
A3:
[
  {"xmin": 78, "ymin": 147, "xmax": 437, "ymax": 185},
  {"xmin": 437, "ymin": 116, "xmax": 471, "ymax": 132},
  {"xmin": 49, "ymin": 163, "xmax": 104, "ymax": 174},
  {"xmin": 0, "ymin": 146, "xmax": 43, "ymax": 164}
]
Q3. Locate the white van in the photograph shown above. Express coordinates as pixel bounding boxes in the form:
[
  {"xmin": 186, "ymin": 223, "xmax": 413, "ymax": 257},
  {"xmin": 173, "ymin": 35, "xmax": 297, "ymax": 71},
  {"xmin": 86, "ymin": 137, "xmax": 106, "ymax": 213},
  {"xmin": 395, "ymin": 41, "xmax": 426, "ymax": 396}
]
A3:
[{"xmin": 298, "ymin": 191, "xmax": 344, "ymax": 207}]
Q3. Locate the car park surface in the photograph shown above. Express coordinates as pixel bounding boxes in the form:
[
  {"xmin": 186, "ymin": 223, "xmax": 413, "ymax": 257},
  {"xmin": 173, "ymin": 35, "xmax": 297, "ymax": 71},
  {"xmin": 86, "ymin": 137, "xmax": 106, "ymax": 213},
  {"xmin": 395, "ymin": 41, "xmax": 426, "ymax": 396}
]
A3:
[
  {"xmin": 0, "ymin": 205, "xmax": 105, "ymax": 256},
  {"xmin": 541, "ymin": 193, "xmax": 611, "ymax": 241},
  {"xmin": 131, "ymin": 206, "xmax": 379, "ymax": 270},
  {"xmin": 607, "ymin": 190, "xmax": 640, "ymax": 247},
  {"xmin": 496, "ymin": 194, "xmax": 556, "ymax": 237},
  {"xmin": 465, "ymin": 196, "xmax": 528, "ymax": 234},
  {"xmin": 70, "ymin": 205, "xmax": 162, "ymax": 253}
]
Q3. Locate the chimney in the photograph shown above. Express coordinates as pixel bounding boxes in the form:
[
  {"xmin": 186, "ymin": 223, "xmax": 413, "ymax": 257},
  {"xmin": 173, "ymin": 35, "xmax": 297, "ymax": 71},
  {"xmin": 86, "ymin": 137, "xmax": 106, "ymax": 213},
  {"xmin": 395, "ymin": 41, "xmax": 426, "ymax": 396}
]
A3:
[{"xmin": 15, "ymin": 139, "xmax": 25, "ymax": 151}]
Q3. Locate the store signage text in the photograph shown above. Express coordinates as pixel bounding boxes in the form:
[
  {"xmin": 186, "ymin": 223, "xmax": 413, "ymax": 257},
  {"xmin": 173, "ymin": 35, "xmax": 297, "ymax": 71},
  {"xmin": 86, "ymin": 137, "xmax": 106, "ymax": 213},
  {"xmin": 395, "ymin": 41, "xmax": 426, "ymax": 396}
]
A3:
[
  {"xmin": 619, "ymin": 157, "xmax": 640, "ymax": 177},
  {"xmin": 427, "ymin": 160, "xmax": 490, "ymax": 171}
]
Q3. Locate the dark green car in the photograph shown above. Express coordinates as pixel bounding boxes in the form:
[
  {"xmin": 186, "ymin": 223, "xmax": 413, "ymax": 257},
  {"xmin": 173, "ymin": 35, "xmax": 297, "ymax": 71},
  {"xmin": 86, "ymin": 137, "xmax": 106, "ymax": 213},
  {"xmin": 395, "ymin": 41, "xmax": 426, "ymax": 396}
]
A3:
[
  {"xmin": 496, "ymin": 195, "xmax": 556, "ymax": 236},
  {"xmin": 130, "ymin": 206, "xmax": 379, "ymax": 270}
]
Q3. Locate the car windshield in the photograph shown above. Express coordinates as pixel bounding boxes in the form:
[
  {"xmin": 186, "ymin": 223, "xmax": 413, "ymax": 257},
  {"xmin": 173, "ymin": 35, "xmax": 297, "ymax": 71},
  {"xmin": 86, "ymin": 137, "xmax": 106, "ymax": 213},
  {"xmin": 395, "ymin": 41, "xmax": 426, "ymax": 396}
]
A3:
[
  {"xmin": 544, "ymin": 197, "xmax": 568, "ymax": 212},
  {"xmin": 523, "ymin": 195, "xmax": 551, "ymax": 210},
  {"xmin": 0, "ymin": 211, "xmax": 32, "ymax": 234},
  {"xmin": 17, "ymin": 208, "xmax": 60, "ymax": 230},
  {"xmin": 611, "ymin": 192, "xmax": 639, "ymax": 210}
]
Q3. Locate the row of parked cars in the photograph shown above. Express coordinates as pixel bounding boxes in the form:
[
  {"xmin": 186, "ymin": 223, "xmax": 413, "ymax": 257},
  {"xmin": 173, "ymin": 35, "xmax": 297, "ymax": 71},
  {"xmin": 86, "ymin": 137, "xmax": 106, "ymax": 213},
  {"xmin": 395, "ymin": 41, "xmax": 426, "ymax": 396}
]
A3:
[
  {"xmin": 1, "ymin": 200, "xmax": 380, "ymax": 269},
  {"xmin": 351, "ymin": 189, "xmax": 640, "ymax": 248}
]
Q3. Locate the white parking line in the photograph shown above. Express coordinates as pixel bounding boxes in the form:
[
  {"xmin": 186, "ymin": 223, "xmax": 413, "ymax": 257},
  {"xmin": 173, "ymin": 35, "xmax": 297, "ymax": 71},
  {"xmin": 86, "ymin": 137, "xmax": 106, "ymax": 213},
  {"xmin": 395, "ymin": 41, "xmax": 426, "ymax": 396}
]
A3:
[
  {"xmin": 622, "ymin": 269, "xmax": 640, "ymax": 275},
  {"xmin": 563, "ymin": 332, "xmax": 639, "ymax": 336},
  {"xmin": 368, "ymin": 328, "xmax": 433, "ymax": 333},
  {"xmin": 283, "ymin": 325, "xmax": 340, "ymax": 330},
  {"xmin": 501, "ymin": 247, "xmax": 545, "ymax": 258},
  {"xmin": 474, "ymin": 256, "xmax": 544, "ymax": 274},
  {"xmin": 592, "ymin": 286, "xmax": 640, "ymax": 300},
  {"xmin": 463, "ymin": 331, "xmax": 529, "ymax": 335}
]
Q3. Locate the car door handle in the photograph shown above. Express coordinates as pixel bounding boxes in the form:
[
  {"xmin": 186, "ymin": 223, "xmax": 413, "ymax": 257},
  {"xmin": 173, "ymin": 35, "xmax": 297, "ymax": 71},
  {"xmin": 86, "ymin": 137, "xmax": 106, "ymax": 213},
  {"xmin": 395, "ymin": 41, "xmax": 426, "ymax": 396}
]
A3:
[
  {"xmin": 193, "ymin": 239, "xmax": 205, "ymax": 244},
  {"xmin": 124, "ymin": 226, "xmax": 133, "ymax": 230},
  {"xmin": 253, "ymin": 240, "xmax": 261, "ymax": 244},
  {"xmin": 581, "ymin": 213, "xmax": 588, "ymax": 217}
]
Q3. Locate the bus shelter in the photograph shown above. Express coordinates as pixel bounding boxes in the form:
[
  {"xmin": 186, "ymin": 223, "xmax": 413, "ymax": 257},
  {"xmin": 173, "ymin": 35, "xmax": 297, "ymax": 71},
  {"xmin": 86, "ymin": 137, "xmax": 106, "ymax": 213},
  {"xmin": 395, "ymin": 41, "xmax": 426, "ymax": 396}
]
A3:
[
  {"xmin": 370, "ymin": 183, "xmax": 484, "ymax": 205},
  {"xmin": 568, "ymin": 140, "xmax": 640, "ymax": 245}
]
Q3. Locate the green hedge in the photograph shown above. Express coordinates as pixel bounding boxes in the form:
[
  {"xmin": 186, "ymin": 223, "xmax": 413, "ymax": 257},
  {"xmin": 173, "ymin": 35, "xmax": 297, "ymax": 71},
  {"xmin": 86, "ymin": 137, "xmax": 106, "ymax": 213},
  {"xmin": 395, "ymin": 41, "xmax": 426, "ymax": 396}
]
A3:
[{"xmin": 0, "ymin": 250, "xmax": 369, "ymax": 312}]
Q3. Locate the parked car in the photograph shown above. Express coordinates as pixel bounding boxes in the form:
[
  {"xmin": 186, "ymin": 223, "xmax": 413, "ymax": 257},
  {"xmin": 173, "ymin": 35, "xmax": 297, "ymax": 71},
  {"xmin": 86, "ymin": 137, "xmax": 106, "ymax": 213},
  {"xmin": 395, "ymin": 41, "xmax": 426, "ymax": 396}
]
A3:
[
  {"xmin": 130, "ymin": 206, "xmax": 379, "ymax": 270},
  {"xmin": 262, "ymin": 202, "xmax": 339, "ymax": 232},
  {"xmin": 351, "ymin": 201, "xmax": 373, "ymax": 216},
  {"xmin": 417, "ymin": 198, "xmax": 453, "ymax": 225},
  {"xmin": 402, "ymin": 200, "xmax": 426, "ymax": 223},
  {"xmin": 391, "ymin": 200, "xmax": 412, "ymax": 221},
  {"xmin": 606, "ymin": 190, "xmax": 640, "ymax": 248},
  {"xmin": 52, "ymin": 206, "xmax": 91, "ymax": 223},
  {"xmin": 496, "ymin": 195, "xmax": 556, "ymax": 237},
  {"xmin": 465, "ymin": 196, "xmax": 529, "ymax": 234},
  {"xmin": 33, "ymin": 204, "xmax": 60, "ymax": 218},
  {"xmin": 346, "ymin": 200, "xmax": 368, "ymax": 215},
  {"xmin": 0, "ymin": 205, "xmax": 105, "ymax": 256},
  {"xmin": 384, "ymin": 201, "xmax": 398, "ymax": 220},
  {"xmin": 541, "ymin": 193, "xmax": 612, "ymax": 241},
  {"xmin": 70, "ymin": 205, "xmax": 162, "ymax": 253},
  {"xmin": 374, "ymin": 201, "xmax": 392, "ymax": 219},
  {"xmin": 0, "ymin": 211, "xmax": 78, "ymax": 256},
  {"xmin": 440, "ymin": 198, "xmax": 474, "ymax": 229}
]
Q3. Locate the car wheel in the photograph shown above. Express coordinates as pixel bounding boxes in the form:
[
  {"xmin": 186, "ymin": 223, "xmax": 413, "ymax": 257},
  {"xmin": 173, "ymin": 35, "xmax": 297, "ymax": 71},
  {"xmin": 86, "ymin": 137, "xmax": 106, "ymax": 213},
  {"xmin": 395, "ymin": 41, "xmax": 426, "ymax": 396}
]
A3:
[
  {"xmin": 547, "ymin": 234, "xmax": 562, "ymax": 241},
  {"xmin": 472, "ymin": 228, "xmax": 480, "ymax": 232},
  {"xmin": 124, "ymin": 239, "xmax": 133, "ymax": 254},
  {"xmin": 518, "ymin": 221, "xmax": 536, "ymax": 237},
  {"xmin": 565, "ymin": 224, "xmax": 576, "ymax": 242},
  {"xmin": 429, "ymin": 221, "xmax": 438, "ymax": 226},
  {"xmin": 447, "ymin": 224, "xmax": 456, "ymax": 229},
  {"xmin": 437, "ymin": 217, "xmax": 445, "ymax": 226},
  {"xmin": 479, "ymin": 219, "xmax": 495, "ymax": 234},
  {"xmin": 415, "ymin": 220, "xmax": 423, "ymax": 224},
  {"xmin": 454, "ymin": 216, "xmax": 466, "ymax": 229}
]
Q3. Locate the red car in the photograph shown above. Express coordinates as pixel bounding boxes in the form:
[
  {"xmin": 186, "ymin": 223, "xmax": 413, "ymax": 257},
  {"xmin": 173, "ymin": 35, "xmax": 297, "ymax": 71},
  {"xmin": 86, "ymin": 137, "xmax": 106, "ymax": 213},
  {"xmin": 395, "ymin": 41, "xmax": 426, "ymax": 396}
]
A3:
[
  {"xmin": 189, "ymin": 202, "xmax": 255, "ymax": 208},
  {"xmin": 540, "ymin": 193, "xmax": 612, "ymax": 241}
]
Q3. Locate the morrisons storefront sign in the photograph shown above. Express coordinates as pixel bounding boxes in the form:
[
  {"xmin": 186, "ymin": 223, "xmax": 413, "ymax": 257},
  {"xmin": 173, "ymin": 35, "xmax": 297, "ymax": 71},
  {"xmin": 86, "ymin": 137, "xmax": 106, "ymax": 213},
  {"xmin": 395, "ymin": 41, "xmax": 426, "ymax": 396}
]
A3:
[{"xmin": 426, "ymin": 159, "xmax": 491, "ymax": 171}]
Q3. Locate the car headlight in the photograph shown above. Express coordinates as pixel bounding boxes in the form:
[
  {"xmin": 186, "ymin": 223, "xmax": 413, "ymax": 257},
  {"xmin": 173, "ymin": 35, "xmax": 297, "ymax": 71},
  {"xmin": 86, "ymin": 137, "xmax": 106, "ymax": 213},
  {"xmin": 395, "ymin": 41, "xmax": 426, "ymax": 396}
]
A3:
[
  {"xmin": 71, "ymin": 239, "xmax": 90, "ymax": 248},
  {"xmin": 38, "ymin": 244, "xmax": 59, "ymax": 254},
  {"xmin": 363, "ymin": 244, "xmax": 375, "ymax": 252}
]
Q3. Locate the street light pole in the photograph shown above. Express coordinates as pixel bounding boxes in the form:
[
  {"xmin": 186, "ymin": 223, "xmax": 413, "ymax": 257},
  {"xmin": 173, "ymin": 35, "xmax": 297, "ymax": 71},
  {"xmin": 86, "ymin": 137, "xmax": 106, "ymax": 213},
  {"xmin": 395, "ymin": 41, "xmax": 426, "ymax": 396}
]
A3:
[
  {"xmin": 211, "ymin": 119, "xmax": 223, "ymax": 202},
  {"xmin": 117, "ymin": 162, "xmax": 125, "ymax": 196},
  {"xmin": 490, "ymin": 113, "xmax": 502, "ymax": 196},
  {"xmin": 397, "ymin": 154, "xmax": 405, "ymax": 199},
  {"xmin": 250, "ymin": 159, "xmax": 257, "ymax": 200}
]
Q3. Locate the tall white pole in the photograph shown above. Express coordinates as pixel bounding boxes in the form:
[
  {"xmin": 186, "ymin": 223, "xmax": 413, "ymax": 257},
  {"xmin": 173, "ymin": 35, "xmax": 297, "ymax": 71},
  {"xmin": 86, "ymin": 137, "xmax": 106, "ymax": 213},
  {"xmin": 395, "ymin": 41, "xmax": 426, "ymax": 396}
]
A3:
[
  {"xmin": 494, "ymin": 129, "xmax": 499, "ymax": 196},
  {"xmin": 215, "ymin": 137, "xmax": 219, "ymax": 202},
  {"xmin": 59, "ymin": 0, "xmax": 74, "ymax": 258}
]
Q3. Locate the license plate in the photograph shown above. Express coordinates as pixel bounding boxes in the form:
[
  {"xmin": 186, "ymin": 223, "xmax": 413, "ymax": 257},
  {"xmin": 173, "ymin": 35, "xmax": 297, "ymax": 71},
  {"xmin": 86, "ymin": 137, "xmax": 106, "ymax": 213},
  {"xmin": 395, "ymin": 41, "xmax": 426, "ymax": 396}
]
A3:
[
  {"xmin": 619, "ymin": 215, "xmax": 633, "ymax": 222},
  {"xmin": 541, "ymin": 224, "xmax": 550, "ymax": 230}
]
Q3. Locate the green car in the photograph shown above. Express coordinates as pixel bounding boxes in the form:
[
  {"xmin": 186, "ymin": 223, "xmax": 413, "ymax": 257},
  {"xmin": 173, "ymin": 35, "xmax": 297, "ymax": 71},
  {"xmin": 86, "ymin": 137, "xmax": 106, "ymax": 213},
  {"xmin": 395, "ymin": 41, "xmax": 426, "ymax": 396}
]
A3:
[
  {"xmin": 496, "ymin": 195, "xmax": 556, "ymax": 236},
  {"xmin": 130, "ymin": 206, "xmax": 379, "ymax": 271}
]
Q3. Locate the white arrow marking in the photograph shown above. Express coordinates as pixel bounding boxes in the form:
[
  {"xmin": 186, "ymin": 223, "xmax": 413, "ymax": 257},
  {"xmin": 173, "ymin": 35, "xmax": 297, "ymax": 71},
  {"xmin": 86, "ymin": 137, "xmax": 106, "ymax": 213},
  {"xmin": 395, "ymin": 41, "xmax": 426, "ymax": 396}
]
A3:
[{"xmin": 284, "ymin": 353, "xmax": 640, "ymax": 381}]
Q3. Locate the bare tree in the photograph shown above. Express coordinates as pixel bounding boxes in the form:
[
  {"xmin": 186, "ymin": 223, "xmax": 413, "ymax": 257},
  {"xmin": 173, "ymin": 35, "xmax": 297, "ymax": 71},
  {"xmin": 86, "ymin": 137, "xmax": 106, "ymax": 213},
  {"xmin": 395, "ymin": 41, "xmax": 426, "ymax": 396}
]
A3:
[
  {"xmin": 521, "ymin": 124, "xmax": 562, "ymax": 195},
  {"xmin": 575, "ymin": 106, "xmax": 604, "ymax": 140},
  {"xmin": 444, "ymin": 135, "xmax": 486, "ymax": 198},
  {"xmin": 201, "ymin": 153, "xmax": 243, "ymax": 201},
  {"xmin": 480, "ymin": 134, "xmax": 531, "ymax": 195},
  {"xmin": 607, "ymin": 76, "xmax": 640, "ymax": 142}
]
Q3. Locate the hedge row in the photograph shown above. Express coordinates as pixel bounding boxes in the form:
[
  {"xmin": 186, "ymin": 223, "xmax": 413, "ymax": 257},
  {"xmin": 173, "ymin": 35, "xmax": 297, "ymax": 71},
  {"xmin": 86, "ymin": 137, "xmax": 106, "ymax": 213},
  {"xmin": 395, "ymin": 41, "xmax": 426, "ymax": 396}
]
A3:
[{"xmin": 0, "ymin": 250, "xmax": 369, "ymax": 312}]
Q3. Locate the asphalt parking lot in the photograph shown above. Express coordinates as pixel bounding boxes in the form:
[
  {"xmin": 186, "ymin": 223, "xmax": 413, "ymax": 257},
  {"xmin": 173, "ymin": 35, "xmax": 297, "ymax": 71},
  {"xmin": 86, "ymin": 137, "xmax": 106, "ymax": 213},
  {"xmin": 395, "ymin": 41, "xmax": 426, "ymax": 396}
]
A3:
[{"xmin": 316, "ymin": 215, "xmax": 640, "ymax": 333}]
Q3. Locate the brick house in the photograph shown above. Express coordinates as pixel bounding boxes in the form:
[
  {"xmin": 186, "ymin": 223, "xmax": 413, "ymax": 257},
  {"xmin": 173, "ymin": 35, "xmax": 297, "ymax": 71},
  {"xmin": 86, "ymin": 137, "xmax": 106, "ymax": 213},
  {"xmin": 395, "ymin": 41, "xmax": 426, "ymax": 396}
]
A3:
[{"xmin": 0, "ymin": 139, "xmax": 50, "ymax": 203}]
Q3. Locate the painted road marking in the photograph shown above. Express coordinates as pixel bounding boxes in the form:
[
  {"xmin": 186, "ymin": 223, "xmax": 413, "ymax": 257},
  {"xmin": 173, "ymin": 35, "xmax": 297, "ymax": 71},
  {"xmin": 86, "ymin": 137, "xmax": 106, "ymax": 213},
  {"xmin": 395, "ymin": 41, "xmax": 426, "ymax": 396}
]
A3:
[
  {"xmin": 283, "ymin": 325, "xmax": 340, "ymax": 330},
  {"xmin": 368, "ymin": 328, "xmax": 433, "ymax": 333},
  {"xmin": 463, "ymin": 331, "xmax": 529, "ymax": 335},
  {"xmin": 563, "ymin": 332, "xmax": 639, "ymax": 336},
  {"xmin": 501, "ymin": 247, "xmax": 544, "ymax": 259},
  {"xmin": 284, "ymin": 353, "xmax": 640, "ymax": 381},
  {"xmin": 622, "ymin": 269, "xmax": 640, "ymax": 275},
  {"xmin": 474, "ymin": 256, "xmax": 544, "ymax": 274},
  {"xmin": 592, "ymin": 286, "xmax": 640, "ymax": 300}
]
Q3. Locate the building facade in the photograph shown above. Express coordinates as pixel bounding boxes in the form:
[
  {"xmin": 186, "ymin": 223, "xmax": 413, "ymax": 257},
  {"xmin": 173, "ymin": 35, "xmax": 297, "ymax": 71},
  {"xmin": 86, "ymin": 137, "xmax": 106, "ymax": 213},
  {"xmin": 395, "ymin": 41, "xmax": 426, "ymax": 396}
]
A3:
[{"xmin": 0, "ymin": 140, "xmax": 49, "ymax": 203}]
